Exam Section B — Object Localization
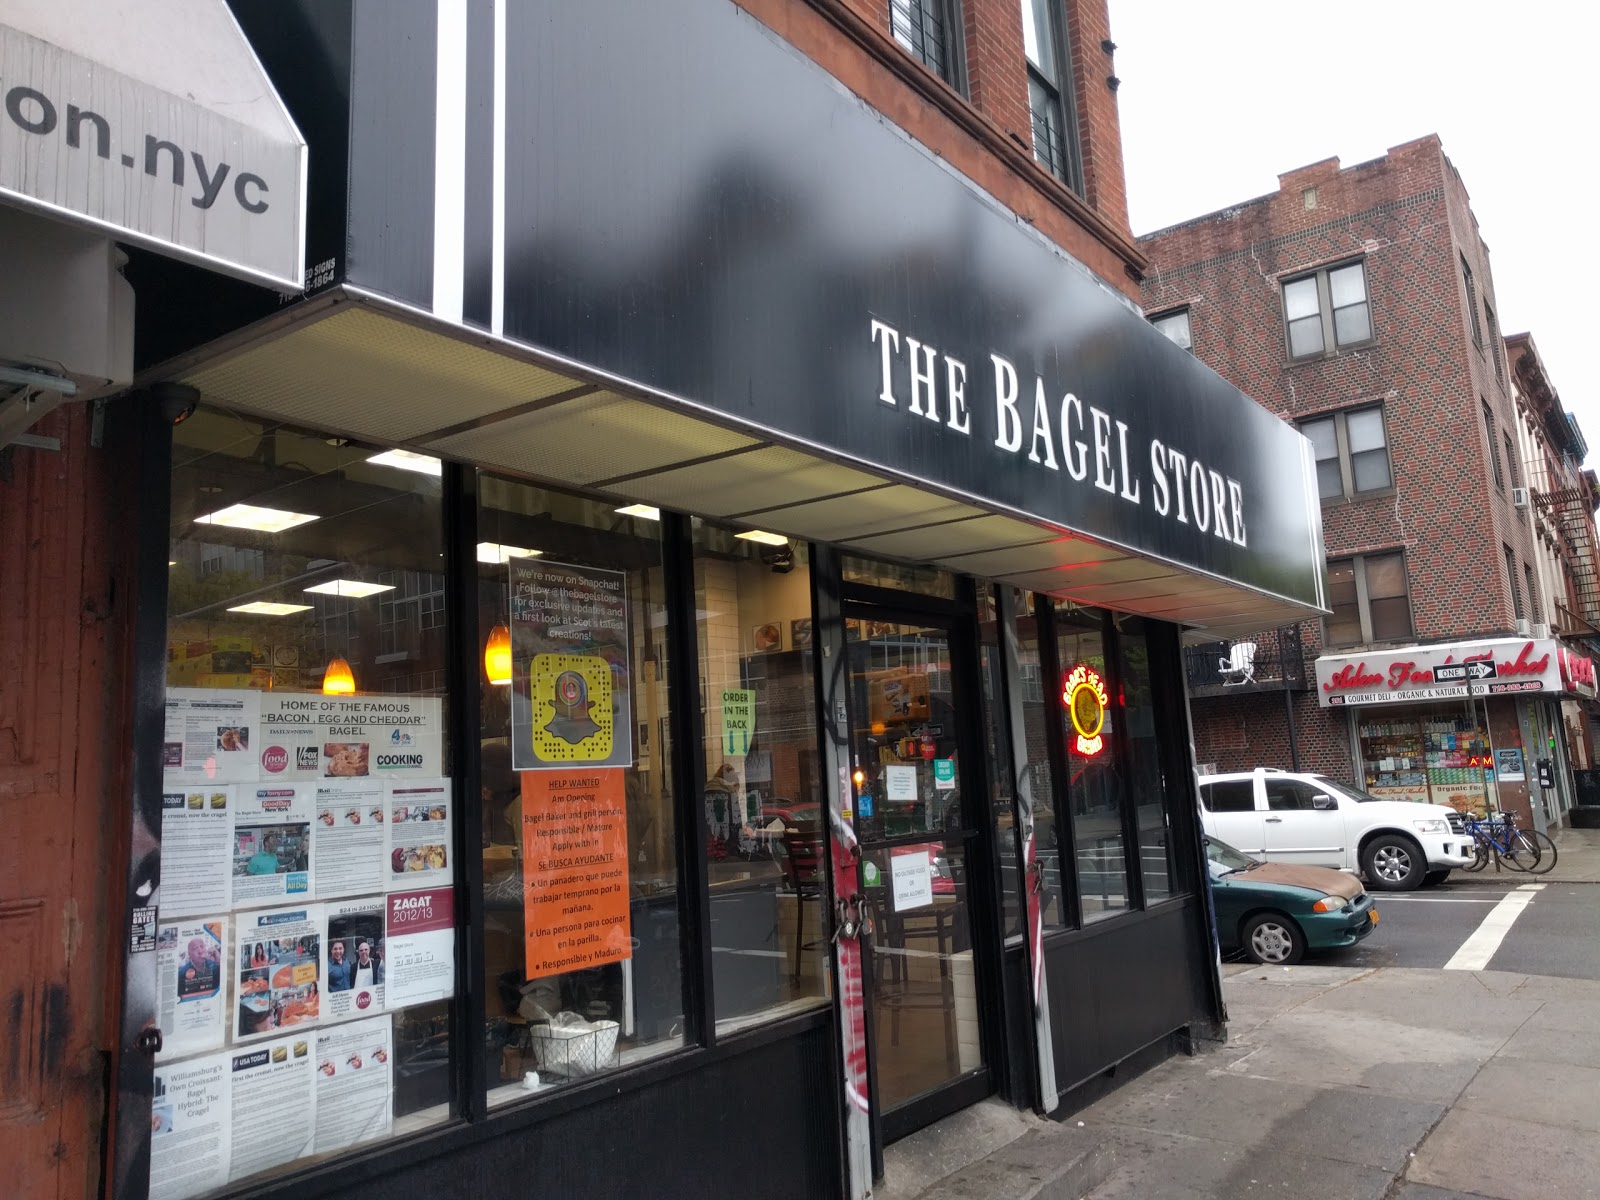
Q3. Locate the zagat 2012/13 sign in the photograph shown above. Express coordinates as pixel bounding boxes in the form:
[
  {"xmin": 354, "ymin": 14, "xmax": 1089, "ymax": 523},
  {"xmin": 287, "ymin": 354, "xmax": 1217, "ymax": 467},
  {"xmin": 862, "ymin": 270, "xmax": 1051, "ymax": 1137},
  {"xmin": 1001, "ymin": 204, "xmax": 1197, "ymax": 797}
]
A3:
[
  {"xmin": 1063, "ymin": 664, "xmax": 1108, "ymax": 757},
  {"xmin": 869, "ymin": 318, "xmax": 1251, "ymax": 550}
]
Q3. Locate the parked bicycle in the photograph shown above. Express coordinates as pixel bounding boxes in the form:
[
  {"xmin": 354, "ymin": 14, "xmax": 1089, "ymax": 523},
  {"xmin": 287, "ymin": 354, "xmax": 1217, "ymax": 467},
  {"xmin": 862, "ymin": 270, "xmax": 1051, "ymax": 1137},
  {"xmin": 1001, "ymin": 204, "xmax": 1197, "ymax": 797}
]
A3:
[{"xmin": 1459, "ymin": 810, "xmax": 1557, "ymax": 874}]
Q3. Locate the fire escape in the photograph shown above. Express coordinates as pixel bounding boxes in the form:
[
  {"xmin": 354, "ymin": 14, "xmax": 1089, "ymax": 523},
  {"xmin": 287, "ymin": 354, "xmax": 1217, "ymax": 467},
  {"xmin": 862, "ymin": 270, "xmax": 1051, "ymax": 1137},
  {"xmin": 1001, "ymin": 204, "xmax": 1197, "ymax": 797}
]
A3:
[{"xmin": 1536, "ymin": 483, "xmax": 1600, "ymax": 638}]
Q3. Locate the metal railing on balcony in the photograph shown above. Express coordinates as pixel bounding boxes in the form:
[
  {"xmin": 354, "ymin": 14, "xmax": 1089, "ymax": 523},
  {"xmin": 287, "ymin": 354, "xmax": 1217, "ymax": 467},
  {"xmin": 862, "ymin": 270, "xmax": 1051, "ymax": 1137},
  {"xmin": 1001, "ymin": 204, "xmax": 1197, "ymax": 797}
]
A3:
[{"xmin": 1183, "ymin": 624, "xmax": 1308, "ymax": 698}]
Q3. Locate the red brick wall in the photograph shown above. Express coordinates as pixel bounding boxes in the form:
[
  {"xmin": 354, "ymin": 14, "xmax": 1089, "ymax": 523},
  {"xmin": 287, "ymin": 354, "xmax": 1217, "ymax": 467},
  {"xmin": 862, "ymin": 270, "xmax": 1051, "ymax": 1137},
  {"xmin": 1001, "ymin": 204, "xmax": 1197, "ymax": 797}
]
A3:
[
  {"xmin": 738, "ymin": 0, "xmax": 1143, "ymax": 293},
  {"xmin": 1189, "ymin": 692, "xmax": 1354, "ymax": 781},
  {"xmin": 1140, "ymin": 136, "xmax": 1546, "ymax": 773}
]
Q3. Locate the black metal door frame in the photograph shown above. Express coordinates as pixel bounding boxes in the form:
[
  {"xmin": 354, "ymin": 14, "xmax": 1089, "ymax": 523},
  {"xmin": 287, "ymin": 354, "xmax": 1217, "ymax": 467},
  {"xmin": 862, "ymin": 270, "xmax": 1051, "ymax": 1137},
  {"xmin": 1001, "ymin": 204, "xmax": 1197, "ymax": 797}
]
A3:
[{"xmin": 838, "ymin": 587, "xmax": 1008, "ymax": 1161}]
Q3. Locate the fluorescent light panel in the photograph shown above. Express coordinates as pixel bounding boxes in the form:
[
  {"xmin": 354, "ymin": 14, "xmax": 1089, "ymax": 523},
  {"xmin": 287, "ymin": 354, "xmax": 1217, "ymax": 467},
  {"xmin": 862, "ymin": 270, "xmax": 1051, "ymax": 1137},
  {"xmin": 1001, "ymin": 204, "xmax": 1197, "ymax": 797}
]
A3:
[
  {"xmin": 614, "ymin": 504, "xmax": 661, "ymax": 520},
  {"xmin": 227, "ymin": 601, "xmax": 313, "ymax": 616},
  {"xmin": 735, "ymin": 530, "xmax": 789, "ymax": 546},
  {"xmin": 476, "ymin": 541, "xmax": 543, "ymax": 564},
  {"xmin": 366, "ymin": 449, "xmax": 442, "ymax": 476},
  {"xmin": 304, "ymin": 580, "xmax": 396, "ymax": 598},
  {"xmin": 195, "ymin": 503, "xmax": 319, "ymax": 533}
]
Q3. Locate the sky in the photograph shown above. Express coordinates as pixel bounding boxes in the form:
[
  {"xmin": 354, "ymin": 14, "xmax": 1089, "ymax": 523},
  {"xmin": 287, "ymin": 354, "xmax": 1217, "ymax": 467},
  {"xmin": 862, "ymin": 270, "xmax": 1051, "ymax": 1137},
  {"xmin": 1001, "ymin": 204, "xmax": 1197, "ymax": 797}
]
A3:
[{"xmin": 1107, "ymin": 0, "xmax": 1600, "ymax": 463}]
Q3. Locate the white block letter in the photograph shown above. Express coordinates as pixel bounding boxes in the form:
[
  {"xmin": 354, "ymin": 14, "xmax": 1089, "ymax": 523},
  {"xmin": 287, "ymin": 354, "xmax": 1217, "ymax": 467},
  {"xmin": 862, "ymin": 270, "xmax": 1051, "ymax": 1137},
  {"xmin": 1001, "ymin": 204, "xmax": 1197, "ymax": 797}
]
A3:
[
  {"xmin": 871, "ymin": 319, "xmax": 900, "ymax": 408},
  {"xmin": 991, "ymin": 354, "xmax": 1022, "ymax": 452}
]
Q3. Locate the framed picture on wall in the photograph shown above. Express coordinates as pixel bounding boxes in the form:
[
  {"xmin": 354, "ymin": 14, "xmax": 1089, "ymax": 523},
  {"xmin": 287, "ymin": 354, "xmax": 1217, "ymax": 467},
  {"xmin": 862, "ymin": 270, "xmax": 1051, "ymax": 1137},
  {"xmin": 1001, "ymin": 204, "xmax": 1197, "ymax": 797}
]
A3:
[
  {"xmin": 752, "ymin": 623, "xmax": 782, "ymax": 653},
  {"xmin": 790, "ymin": 619, "xmax": 813, "ymax": 649}
]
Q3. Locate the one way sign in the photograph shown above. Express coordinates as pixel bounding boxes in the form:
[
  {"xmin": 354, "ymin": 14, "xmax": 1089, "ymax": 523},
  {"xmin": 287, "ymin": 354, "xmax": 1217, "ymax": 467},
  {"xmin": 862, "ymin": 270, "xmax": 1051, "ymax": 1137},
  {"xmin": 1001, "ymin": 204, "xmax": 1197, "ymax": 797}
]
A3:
[{"xmin": 1435, "ymin": 661, "xmax": 1497, "ymax": 683}]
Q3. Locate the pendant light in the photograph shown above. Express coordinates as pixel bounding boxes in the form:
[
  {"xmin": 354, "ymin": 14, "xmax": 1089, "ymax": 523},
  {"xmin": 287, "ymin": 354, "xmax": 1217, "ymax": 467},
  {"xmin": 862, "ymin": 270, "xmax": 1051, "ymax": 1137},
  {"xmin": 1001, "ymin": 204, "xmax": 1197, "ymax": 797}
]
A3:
[
  {"xmin": 485, "ymin": 625, "xmax": 513, "ymax": 686},
  {"xmin": 323, "ymin": 657, "xmax": 356, "ymax": 696}
]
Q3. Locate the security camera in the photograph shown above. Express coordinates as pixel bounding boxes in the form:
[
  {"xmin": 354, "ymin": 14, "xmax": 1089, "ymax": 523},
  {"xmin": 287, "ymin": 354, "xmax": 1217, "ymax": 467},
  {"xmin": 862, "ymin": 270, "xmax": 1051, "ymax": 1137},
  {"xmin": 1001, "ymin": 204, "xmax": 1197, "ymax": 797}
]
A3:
[
  {"xmin": 759, "ymin": 542, "xmax": 795, "ymax": 574},
  {"xmin": 152, "ymin": 382, "xmax": 200, "ymax": 425}
]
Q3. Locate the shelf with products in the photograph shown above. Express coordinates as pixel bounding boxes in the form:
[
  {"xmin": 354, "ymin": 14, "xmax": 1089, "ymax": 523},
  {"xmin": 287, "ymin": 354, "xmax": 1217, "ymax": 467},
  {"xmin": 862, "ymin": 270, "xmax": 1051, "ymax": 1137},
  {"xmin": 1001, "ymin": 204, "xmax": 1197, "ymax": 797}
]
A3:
[{"xmin": 1357, "ymin": 714, "xmax": 1426, "ymax": 791}]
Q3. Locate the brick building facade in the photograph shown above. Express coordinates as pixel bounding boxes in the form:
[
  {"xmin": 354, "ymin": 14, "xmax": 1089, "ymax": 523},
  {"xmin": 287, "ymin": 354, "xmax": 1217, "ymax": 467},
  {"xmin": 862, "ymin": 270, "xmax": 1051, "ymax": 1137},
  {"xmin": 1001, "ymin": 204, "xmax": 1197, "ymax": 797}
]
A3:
[{"xmin": 1139, "ymin": 136, "xmax": 1589, "ymax": 830}]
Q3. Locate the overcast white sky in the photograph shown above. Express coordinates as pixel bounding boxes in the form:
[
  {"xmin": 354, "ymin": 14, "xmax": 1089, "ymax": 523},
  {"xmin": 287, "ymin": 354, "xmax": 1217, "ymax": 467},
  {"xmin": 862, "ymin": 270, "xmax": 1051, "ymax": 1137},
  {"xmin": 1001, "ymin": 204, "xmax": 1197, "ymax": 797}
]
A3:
[{"xmin": 1108, "ymin": 0, "xmax": 1600, "ymax": 463}]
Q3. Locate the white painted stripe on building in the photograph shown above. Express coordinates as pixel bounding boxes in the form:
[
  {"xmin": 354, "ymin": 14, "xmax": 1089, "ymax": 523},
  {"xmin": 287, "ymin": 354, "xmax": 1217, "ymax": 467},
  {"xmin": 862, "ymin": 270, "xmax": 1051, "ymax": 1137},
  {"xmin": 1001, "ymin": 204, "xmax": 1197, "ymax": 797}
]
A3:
[
  {"xmin": 432, "ymin": 0, "xmax": 468, "ymax": 323},
  {"xmin": 1443, "ymin": 883, "xmax": 1544, "ymax": 971},
  {"xmin": 490, "ymin": 0, "xmax": 507, "ymax": 335}
]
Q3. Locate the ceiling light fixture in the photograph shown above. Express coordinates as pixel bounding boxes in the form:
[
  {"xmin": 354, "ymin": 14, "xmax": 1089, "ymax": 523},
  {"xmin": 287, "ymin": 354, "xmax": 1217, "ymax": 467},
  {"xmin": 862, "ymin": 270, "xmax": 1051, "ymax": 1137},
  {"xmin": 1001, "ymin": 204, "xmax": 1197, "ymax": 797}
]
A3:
[
  {"xmin": 227, "ymin": 601, "xmax": 313, "ymax": 616},
  {"xmin": 614, "ymin": 504, "xmax": 661, "ymax": 520},
  {"xmin": 304, "ymin": 580, "xmax": 396, "ymax": 598},
  {"xmin": 476, "ymin": 542, "xmax": 543, "ymax": 564},
  {"xmin": 735, "ymin": 530, "xmax": 789, "ymax": 546},
  {"xmin": 484, "ymin": 625, "xmax": 513, "ymax": 685},
  {"xmin": 322, "ymin": 657, "xmax": 356, "ymax": 696},
  {"xmin": 366, "ymin": 449, "xmax": 443, "ymax": 476},
  {"xmin": 195, "ymin": 503, "xmax": 319, "ymax": 533}
]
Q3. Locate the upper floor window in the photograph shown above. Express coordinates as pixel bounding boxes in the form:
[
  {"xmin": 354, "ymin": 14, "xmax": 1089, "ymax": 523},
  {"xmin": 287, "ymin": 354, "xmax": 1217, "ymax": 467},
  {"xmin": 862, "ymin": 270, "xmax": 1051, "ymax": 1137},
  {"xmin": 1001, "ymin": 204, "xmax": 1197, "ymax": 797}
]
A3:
[
  {"xmin": 1301, "ymin": 405, "xmax": 1391, "ymax": 500},
  {"xmin": 1485, "ymin": 302, "xmax": 1504, "ymax": 383},
  {"xmin": 1483, "ymin": 401, "xmax": 1503, "ymax": 491},
  {"xmin": 1462, "ymin": 254, "xmax": 1482, "ymax": 346},
  {"xmin": 1505, "ymin": 544, "xmax": 1524, "ymax": 620},
  {"xmin": 1504, "ymin": 433, "xmax": 1521, "ymax": 489},
  {"xmin": 1283, "ymin": 261, "xmax": 1371, "ymax": 359},
  {"xmin": 1327, "ymin": 551, "xmax": 1412, "ymax": 646},
  {"xmin": 1150, "ymin": 308, "xmax": 1192, "ymax": 352},
  {"xmin": 890, "ymin": 0, "xmax": 966, "ymax": 91},
  {"xmin": 1020, "ymin": 0, "xmax": 1082, "ymax": 191}
]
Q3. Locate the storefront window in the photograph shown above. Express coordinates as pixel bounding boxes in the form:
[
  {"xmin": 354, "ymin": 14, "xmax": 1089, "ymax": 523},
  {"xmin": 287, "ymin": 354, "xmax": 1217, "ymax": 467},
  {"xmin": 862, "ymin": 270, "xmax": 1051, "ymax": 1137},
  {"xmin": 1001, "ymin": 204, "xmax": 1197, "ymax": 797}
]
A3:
[
  {"xmin": 1055, "ymin": 603, "xmax": 1130, "ymax": 922},
  {"xmin": 155, "ymin": 412, "xmax": 456, "ymax": 1199},
  {"xmin": 1357, "ymin": 704, "xmax": 1497, "ymax": 815},
  {"xmin": 476, "ymin": 476, "xmax": 683, "ymax": 1105},
  {"xmin": 977, "ymin": 590, "xmax": 1022, "ymax": 939},
  {"xmin": 1118, "ymin": 618, "xmax": 1174, "ymax": 903},
  {"xmin": 841, "ymin": 552, "xmax": 958, "ymax": 599},
  {"xmin": 692, "ymin": 520, "xmax": 832, "ymax": 1030}
]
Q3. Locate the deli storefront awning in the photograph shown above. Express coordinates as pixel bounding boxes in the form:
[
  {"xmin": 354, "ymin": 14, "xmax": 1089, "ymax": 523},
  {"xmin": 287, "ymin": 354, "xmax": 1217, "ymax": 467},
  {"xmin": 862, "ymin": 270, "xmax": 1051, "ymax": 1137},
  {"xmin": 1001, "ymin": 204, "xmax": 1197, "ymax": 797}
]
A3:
[
  {"xmin": 142, "ymin": 0, "xmax": 1327, "ymax": 636},
  {"xmin": 1316, "ymin": 638, "xmax": 1599, "ymax": 707}
]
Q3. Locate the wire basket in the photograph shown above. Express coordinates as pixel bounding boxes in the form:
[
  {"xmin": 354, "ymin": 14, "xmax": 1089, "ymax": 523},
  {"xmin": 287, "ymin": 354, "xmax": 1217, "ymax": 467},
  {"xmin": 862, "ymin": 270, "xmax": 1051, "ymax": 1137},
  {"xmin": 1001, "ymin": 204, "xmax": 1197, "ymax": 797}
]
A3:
[{"xmin": 526, "ymin": 1019, "xmax": 620, "ymax": 1078}]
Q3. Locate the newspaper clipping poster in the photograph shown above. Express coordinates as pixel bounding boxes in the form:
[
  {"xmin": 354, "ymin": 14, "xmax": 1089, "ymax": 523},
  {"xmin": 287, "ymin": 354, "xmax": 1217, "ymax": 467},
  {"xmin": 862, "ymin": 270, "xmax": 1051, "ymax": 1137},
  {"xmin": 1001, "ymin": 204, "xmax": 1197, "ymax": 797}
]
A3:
[
  {"xmin": 312, "ymin": 777, "xmax": 386, "ymax": 898},
  {"xmin": 257, "ymin": 694, "xmax": 444, "ymax": 782},
  {"xmin": 508, "ymin": 559, "xmax": 633, "ymax": 770},
  {"xmin": 150, "ymin": 1052, "xmax": 231, "ymax": 1200},
  {"xmin": 326, "ymin": 898, "xmax": 386, "ymax": 1020},
  {"xmin": 313, "ymin": 1015, "xmax": 393, "ymax": 1154},
  {"xmin": 160, "ymin": 786, "xmax": 233, "ymax": 917},
  {"xmin": 386, "ymin": 888, "xmax": 455, "ymax": 1006},
  {"xmin": 386, "ymin": 780, "xmax": 452, "ymax": 890},
  {"xmin": 231, "ymin": 785, "xmax": 314, "ymax": 908},
  {"xmin": 158, "ymin": 919, "xmax": 228, "ymax": 1060},
  {"xmin": 228, "ymin": 1034, "xmax": 315, "ymax": 1184},
  {"xmin": 235, "ymin": 905, "xmax": 324, "ymax": 1043},
  {"xmin": 164, "ymin": 688, "xmax": 261, "ymax": 785}
]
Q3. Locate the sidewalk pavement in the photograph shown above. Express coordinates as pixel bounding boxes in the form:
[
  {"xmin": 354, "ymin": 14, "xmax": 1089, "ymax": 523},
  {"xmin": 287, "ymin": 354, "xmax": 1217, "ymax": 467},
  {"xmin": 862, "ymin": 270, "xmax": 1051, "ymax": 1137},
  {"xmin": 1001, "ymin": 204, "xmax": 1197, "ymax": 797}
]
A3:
[
  {"xmin": 1067, "ymin": 964, "xmax": 1600, "ymax": 1200},
  {"xmin": 1451, "ymin": 824, "xmax": 1600, "ymax": 884}
]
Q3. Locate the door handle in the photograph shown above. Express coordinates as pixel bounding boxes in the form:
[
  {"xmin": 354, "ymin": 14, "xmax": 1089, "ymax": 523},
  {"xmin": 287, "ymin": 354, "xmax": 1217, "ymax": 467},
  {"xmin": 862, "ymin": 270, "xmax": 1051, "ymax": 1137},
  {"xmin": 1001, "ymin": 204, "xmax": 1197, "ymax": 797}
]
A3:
[{"xmin": 1264, "ymin": 817, "xmax": 1284, "ymax": 823}]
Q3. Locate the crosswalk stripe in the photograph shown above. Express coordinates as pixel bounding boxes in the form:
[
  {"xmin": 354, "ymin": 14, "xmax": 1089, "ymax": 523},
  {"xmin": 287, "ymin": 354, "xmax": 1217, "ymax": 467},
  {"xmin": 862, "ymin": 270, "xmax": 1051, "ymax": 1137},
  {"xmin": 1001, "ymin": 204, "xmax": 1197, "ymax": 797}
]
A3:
[{"xmin": 1443, "ymin": 884, "xmax": 1545, "ymax": 971}]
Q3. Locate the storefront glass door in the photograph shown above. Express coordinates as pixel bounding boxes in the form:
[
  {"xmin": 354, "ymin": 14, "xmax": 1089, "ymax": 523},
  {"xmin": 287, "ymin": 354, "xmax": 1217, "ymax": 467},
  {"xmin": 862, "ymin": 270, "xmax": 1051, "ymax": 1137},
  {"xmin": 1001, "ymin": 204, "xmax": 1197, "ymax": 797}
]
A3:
[{"xmin": 845, "ymin": 609, "xmax": 994, "ymax": 1141}]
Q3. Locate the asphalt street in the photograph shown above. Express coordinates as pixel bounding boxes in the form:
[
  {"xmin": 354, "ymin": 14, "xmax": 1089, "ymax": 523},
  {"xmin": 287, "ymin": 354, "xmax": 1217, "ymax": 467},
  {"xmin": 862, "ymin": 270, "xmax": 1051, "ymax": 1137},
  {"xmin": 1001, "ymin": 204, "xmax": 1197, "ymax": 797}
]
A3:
[{"xmin": 1272, "ymin": 878, "xmax": 1600, "ymax": 981}]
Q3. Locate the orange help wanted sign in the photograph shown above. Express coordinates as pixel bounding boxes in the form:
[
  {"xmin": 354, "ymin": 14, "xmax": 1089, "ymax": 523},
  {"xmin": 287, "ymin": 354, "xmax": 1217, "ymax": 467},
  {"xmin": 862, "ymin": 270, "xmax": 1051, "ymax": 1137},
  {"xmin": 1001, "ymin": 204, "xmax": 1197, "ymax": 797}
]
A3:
[{"xmin": 521, "ymin": 769, "xmax": 631, "ymax": 978}]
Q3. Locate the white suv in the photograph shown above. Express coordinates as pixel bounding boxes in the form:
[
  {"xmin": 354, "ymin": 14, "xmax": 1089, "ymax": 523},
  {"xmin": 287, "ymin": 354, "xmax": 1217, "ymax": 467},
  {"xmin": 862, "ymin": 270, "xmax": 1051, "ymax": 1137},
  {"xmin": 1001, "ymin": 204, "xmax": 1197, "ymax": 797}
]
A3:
[{"xmin": 1197, "ymin": 768, "xmax": 1474, "ymax": 891}]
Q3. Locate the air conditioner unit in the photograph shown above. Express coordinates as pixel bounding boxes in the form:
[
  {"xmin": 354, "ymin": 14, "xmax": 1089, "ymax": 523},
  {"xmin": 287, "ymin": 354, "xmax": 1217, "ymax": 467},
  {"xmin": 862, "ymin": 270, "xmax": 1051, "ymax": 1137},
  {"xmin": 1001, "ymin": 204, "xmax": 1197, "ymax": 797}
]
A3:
[
  {"xmin": 1533, "ymin": 623, "xmax": 1553, "ymax": 639},
  {"xmin": 1512, "ymin": 486, "xmax": 1531, "ymax": 510},
  {"xmin": 1515, "ymin": 618, "xmax": 1532, "ymax": 637}
]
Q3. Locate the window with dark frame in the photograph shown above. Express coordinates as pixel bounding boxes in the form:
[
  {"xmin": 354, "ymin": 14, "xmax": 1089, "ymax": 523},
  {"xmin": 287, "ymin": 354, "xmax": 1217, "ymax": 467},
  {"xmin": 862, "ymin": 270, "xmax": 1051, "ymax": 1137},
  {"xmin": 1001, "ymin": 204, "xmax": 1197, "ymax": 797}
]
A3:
[
  {"xmin": 1506, "ymin": 544, "xmax": 1524, "ymax": 621},
  {"xmin": 889, "ymin": 0, "xmax": 966, "ymax": 91},
  {"xmin": 1150, "ymin": 308, "xmax": 1192, "ymax": 352},
  {"xmin": 1486, "ymin": 302, "xmax": 1504, "ymax": 383},
  {"xmin": 1020, "ymin": 0, "xmax": 1083, "ymax": 192},
  {"xmin": 1504, "ymin": 432, "xmax": 1521, "ymax": 489},
  {"xmin": 1484, "ymin": 401, "xmax": 1503, "ymax": 491},
  {"xmin": 1325, "ymin": 551, "xmax": 1413, "ymax": 646},
  {"xmin": 1300, "ymin": 404, "xmax": 1392, "ymax": 500},
  {"xmin": 1525, "ymin": 564, "xmax": 1540, "ymax": 624},
  {"xmin": 1282, "ymin": 260, "xmax": 1372, "ymax": 360},
  {"xmin": 1462, "ymin": 254, "xmax": 1482, "ymax": 346}
]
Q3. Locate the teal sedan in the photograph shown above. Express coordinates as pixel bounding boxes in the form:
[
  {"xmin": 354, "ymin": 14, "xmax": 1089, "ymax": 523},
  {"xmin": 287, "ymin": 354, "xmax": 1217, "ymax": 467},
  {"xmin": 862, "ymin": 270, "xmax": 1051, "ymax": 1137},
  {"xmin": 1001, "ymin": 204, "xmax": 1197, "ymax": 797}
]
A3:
[{"xmin": 1206, "ymin": 836, "xmax": 1379, "ymax": 965}]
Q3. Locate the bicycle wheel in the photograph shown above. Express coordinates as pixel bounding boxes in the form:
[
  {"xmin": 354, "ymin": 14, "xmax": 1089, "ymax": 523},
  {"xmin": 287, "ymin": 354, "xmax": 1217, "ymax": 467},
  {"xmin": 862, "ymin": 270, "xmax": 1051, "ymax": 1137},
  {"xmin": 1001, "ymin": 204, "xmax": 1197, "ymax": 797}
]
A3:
[
  {"xmin": 1499, "ymin": 832, "xmax": 1540, "ymax": 872},
  {"xmin": 1523, "ymin": 830, "xmax": 1558, "ymax": 875},
  {"xmin": 1461, "ymin": 836, "xmax": 1490, "ymax": 872}
]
